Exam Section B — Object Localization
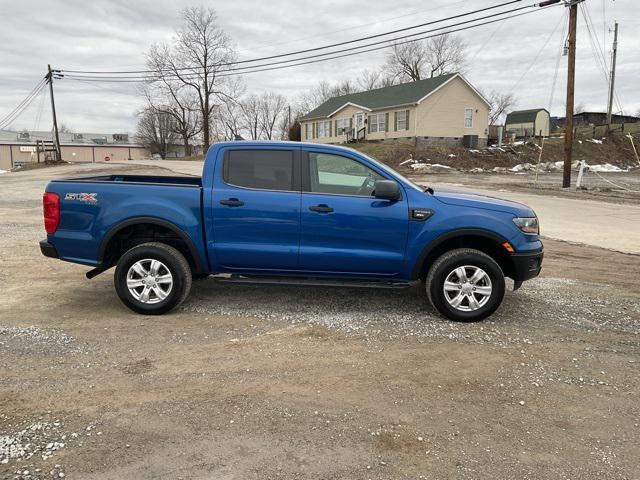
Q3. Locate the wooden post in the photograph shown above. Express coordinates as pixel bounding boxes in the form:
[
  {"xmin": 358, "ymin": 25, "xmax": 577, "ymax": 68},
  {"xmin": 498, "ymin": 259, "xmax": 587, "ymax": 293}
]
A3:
[
  {"xmin": 606, "ymin": 22, "xmax": 619, "ymax": 127},
  {"xmin": 47, "ymin": 65, "xmax": 62, "ymax": 162},
  {"xmin": 563, "ymin": 1, "xmax": 579, "ymax": 188}
]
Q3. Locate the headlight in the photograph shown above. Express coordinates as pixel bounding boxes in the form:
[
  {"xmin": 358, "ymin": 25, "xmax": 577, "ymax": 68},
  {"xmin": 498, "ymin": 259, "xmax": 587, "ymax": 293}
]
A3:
[{"xmin": 513, "ymin": 217, "xmax": 539, "ymax": 234}]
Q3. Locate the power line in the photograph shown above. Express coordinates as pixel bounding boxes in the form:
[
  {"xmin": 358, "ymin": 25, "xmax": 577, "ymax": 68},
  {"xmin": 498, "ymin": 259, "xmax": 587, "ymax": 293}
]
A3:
[
  {"xmin": 508, "ymin": 7, "xmax": 565, "ymax": 94},
  {"xmin": 61, "ymin": 5, "xmax": 535, "ymax": 81},
  {"xmin": 59, "ymin": 4, "xmax": 559, "ymax": 84},
  {"xmin": 0, "ymin": 78, "xmax": 47, "ymax": 129},
  {"xmin": 548, "ymin": 9, "xmax": 568, "ymax": 112},
  {"xmin": 580, "ymin": 3, "xmax": 623, "ymax": 113},
  {"xmin": 60, "ymin": 0, "xmax": 527, "ymax": 76},
  {"xmin": 233, "ymin": 0, "xmax": 473, "ymax": 55}
]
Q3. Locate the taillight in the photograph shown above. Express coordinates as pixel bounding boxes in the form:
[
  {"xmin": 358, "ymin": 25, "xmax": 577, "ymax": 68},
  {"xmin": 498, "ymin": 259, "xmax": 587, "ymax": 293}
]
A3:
[{"xmin": 43, "ymin": 192, "xmax": 60, "ymax": 234}]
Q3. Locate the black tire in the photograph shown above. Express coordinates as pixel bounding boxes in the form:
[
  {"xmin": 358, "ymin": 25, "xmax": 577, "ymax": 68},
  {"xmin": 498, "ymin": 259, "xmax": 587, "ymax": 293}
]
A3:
[
  {"xmin": 114, "ymin": 242, "xmax": 192, "ymax": 315},
  {"xmin": 425, "ymin": 248, "xmax": 505, "ymax": 322}
]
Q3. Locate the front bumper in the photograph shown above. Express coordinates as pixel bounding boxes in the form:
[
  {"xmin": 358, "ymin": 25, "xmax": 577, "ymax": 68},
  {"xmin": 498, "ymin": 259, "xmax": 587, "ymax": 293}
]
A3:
[
  {"xmin": 40, "ymin": 239, "xmax": 59, "ymax": 259},
  {"xmin": 510, "ymin": 249, "xmax": 543, "ymax": 282}
]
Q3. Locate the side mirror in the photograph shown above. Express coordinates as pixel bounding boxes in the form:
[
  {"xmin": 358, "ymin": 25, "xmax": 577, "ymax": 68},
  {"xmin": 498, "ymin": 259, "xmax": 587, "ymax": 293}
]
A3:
[{"xmin": 374, "ymin": 180, "xmax": 401, "ymax": 201}]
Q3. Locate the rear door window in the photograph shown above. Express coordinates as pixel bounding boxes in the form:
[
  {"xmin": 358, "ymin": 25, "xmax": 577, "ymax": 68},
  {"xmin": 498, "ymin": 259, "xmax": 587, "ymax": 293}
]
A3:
[{"xmin": 225, "ymin": 150, "xmax": 294, "ymax": 191}]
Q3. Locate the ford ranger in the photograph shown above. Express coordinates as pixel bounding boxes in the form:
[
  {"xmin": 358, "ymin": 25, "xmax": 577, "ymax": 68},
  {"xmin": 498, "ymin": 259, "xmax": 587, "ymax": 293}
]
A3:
[{"xmin": 40, "ymin": 141, "xmax": 543, "ymax": 321}]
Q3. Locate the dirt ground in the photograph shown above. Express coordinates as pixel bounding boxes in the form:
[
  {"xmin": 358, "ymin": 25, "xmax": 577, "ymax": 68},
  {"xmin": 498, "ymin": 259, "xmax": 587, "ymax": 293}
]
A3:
[{"xmin": 1, "ymin": 165, "xmax": 639, "ymax": 480}]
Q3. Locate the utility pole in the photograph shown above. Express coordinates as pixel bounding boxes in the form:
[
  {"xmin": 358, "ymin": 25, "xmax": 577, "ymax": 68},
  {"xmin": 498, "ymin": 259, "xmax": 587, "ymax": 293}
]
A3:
[
  {"xmin": 606, "ymin": 21, "xmax": 619, "ymax": 127},
  {"xmin": 47, "ymin": 64, "xmax": 62, "ymax": 162},
  {"xmin": 562, "ymin": 0, "xmax": 581, "ymax": 188}
]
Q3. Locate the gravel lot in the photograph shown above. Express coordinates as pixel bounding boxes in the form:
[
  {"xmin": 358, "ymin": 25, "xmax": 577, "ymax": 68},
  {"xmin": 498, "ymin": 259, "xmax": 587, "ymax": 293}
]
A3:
[{"xmin": 1, "ymin": 164, "xmax": 639, "ymax": 479}]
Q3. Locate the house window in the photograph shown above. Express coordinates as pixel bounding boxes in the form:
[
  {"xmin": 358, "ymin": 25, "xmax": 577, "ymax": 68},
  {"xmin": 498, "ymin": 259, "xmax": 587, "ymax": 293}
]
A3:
[
  {"xmin": 464, "ymin": 108, "xmax": 474, "ymax": 128},
  {"xmin": 369, "ymin": 113, "xmax": 385, "ymax": 133},
  {"xmin": 317, "ymin": 120, "xmax": 331, "ymax": 138},
  {"xmin": 305, "ymin": 123, "xmax": 312, "ymax": 140},
  {"xmin": 336, "ymin": 118, "xmax": 351, "ymax": 135},
  {"xmin": 396, "ymin": 110, "xmax": 407, "ymax": 130}
]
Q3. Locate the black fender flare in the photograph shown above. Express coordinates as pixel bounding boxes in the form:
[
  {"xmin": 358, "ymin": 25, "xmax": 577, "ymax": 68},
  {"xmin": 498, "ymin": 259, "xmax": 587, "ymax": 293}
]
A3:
[
  {"xmin": 411, "ymin": 228, "xmax": 510, "ymax": 280},
  {"xmin": 98, "ymin": 217, "xmax": 204, "ymax": 273}
]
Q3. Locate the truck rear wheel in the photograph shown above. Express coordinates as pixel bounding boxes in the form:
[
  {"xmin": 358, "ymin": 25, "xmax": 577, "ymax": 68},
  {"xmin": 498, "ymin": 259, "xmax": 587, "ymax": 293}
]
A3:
[
  {"xmin": 114, "ymin": 242, "xmax": 192, "ymax": 315},
  {"xmin": 425, "ymin": 248, "xmax": 505, "ymax": 322}
]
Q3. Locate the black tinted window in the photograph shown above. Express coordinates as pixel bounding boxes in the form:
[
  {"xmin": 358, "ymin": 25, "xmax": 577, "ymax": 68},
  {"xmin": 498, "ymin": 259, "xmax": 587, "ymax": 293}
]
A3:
[{"xmin": 226, "ymin": 150, "xmax": 294, "ymax": 191}]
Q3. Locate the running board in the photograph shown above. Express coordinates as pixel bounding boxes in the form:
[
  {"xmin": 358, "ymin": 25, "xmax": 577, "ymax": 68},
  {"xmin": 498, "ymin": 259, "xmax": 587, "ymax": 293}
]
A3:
[{"xmin": 211, "ymin": 274, "xmax": 415, "ymax": 289}]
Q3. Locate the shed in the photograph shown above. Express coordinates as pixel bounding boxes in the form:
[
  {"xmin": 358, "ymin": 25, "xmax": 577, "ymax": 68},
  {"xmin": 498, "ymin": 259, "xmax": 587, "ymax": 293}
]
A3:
[{"xmin": 505, "ymin": 109, "xmax": 550, "ymax": 138}]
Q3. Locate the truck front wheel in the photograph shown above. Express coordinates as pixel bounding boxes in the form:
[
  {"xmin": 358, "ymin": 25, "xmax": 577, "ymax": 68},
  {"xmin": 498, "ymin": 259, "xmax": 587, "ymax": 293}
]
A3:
[
  {"xmin": 425, "ymin": 248, "xmax": 505, "ymax": 322},
  {"xmin": 114, "ymin": 242, "xmax": 192, "ymax": 315}
]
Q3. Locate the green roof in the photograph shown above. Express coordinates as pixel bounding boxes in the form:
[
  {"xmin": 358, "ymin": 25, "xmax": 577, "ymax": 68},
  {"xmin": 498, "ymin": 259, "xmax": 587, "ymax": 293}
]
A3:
[
  {"xmin": 300, "ymin": 73, "xmax": 458, "ymax": 120},
  {"xmin": 505, "ymin": 109, "xmax": 549, "ymax": 125}
]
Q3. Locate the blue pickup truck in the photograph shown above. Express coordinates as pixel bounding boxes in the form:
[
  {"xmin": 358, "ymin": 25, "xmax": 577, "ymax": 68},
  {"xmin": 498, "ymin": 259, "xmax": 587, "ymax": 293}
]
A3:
[{"xmin": 40, "ymin": 141, "xmax": 543, "ymax": 322}]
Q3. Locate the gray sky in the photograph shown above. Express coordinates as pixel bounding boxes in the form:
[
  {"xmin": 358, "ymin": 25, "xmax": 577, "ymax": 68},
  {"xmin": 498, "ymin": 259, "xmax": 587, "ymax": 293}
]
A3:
[{"xmin": 1, "ymin": 0, "xmax": 638, "ymax": 133}]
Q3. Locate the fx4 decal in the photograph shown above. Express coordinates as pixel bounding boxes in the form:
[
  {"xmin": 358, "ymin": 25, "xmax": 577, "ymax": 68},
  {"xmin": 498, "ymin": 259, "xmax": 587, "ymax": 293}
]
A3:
[{"xmin": 65, "ymin": 192, "xmax": 98, "ymax": 203}]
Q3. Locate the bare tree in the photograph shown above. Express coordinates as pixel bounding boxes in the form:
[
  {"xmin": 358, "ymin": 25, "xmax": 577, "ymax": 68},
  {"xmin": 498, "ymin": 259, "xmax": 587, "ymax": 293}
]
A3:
[
  {"xmin": 297, "ymin": 80, "xmax": 336, "ymax": 114},
  {"xmin": 146, "ymin": 7, "xmax": 238, "ymax": 151},
  {"xmin": 240, "ymin": 94, "xmax": 261, "ymax": 140},
  {"xmin": 135, "ymin": 108, "xmax": 178, "ymax": 159},
  {"xmin": 212, "ymin": 99, "xmax": 244, "ymax": 140},
  {"xmin": 385, "ymin": 34, "xmax": 466, "ymax": 82},
  {"xmin": 58, "ymin": 124, "xmax": 73, "ymax": 133},
  {"xmin": 425, "ymin": 34, "xmax": 466, "ymax": 78},
  {"xmin": 332, "ymin": 79, "xmax": 358, "ymax": 97},
  {"xmin": 485, "ymin": 91, "xmax": 517, "ymax": 125},
  {"xmin": 259, "ymin": 92, "xmax": 288, "ymax": 140},
  {"xmin": 385, "ymin": 41, "xmax": 428, "ymax": 81},
  {"xmin": 574, "ymin": 102, "xmax": 586, "ymax": 114},
  {"xmin": 357, "ymin": 70, "xmax": 382, "ymax": 91}
]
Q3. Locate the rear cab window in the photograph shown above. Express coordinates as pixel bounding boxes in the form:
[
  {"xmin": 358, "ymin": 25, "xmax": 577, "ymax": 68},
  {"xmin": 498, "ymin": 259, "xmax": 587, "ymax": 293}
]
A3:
[{"xmin": 224, "ymin": 149, "xmax": 297, "ymax": 191}]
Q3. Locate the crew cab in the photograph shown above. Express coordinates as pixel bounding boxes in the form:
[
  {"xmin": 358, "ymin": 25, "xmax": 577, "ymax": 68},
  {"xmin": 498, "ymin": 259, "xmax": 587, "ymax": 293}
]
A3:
[{"xmin": 40, "ymin": 141, "xmax": 543, "ymax": 322}]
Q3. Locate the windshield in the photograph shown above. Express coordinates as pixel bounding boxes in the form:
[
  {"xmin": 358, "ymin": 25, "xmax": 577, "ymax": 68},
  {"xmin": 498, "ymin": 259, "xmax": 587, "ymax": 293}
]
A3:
[{"xmin": 358, "ymin": 151, "xmax": 427, "ymax": 192}]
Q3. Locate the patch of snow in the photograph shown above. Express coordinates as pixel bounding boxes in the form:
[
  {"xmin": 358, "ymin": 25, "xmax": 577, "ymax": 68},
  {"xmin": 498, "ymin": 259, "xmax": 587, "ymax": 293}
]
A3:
[
  {"xmin": 410, "ymin": 163, "xmax": 454, "ymax": 173},
  {"xmin": 447, "ymin": 154, "xmax": 457, "ymax": 158},
  {"xmin": 0, "ymin": 170, "xmax": 7, "ymax": 174},
  {"xmin": 510, "ymin": 163, "xmax": 533, "ymax": 172},
  {"xmin": 399, "ymin": 159, "xmax": 415, "ymax": 166},
  {"xmin": 587, "ymin": 138, "xmax": 603, "ymax": 144},
  {"xmin": 587, "ymin": 163, "xmax": 625, "ymax": 173},
  {"xmin": 468, "ymin": 149, "xmax": 480, "ymax": 154},
  {"xmin": 511, "ymin": 141, "xmax": 525, "ymax": 146}
]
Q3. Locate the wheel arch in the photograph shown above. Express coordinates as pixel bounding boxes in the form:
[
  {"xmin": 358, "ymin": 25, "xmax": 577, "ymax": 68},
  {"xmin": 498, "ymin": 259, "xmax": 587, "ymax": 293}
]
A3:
[
  {"xmin": 98, "ymin": 217, "xmax": 204, "ymax": 273},
  {"xmin": 412, "ymin": 229, "xmax": 515, "ymax": 280}
]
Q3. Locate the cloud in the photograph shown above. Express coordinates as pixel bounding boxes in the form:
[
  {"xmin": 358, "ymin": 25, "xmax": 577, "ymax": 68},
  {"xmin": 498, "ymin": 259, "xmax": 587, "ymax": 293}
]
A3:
[{"xmin": 1, "ymin": 0, "xmax": 638, "ymax": 133}]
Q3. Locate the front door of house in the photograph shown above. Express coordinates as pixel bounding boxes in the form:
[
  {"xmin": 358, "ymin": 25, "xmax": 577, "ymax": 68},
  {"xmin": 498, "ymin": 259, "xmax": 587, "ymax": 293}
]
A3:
[{"xmin": 355, "ymin": 113, "xmax": 364, "ymax": 131}]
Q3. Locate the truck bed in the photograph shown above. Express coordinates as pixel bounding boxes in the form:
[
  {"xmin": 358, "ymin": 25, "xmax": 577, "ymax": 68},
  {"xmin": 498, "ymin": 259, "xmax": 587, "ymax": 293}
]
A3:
[
  {"xmin": 44, "ymin": 174, "xmax": 206, "ymax": 268},
  {"xmin": 56, "ymin": 174, "xmax": 202, "ymax": 187}
]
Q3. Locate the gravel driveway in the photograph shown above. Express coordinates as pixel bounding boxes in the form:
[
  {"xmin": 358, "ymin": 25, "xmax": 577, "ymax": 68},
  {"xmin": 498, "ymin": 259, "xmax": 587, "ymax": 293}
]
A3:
[{"xmin": 1, "ymin": 164, "xmax": 639, "ymax": 479}]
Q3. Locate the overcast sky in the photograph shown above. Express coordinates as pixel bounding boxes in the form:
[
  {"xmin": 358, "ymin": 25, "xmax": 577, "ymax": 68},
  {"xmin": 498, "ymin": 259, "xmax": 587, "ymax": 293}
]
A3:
[{"xmin": 1, "ymin": 0, "xmax": 638, "ymax": 133}]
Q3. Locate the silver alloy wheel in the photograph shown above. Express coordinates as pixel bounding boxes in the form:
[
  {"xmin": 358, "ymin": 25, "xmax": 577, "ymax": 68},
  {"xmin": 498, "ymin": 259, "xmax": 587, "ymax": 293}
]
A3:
[
  {"xmin": 126, "ymin": 259, "xmax": 173, "ymax": 304},
  {"xmin": 443, "ymin": 265, "xmax": 492, "ymax": 312}
]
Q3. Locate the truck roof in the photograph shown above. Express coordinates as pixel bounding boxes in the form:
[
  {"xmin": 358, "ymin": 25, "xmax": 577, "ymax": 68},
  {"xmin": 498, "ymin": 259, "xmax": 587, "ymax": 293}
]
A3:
[{"xmin": 211, "ymin": 140, "xmax": 362, "ymax": 156}]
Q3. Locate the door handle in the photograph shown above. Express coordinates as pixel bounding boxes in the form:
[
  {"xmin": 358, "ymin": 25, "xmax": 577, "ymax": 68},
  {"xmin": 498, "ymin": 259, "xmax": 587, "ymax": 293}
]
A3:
[
  {"xmin": 309, "ymin": 204, "xmax": 334, "ymax": 213},
  {"xmin": 220, "ymin": 198, "xmax": 244, "ymax": 207}
]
